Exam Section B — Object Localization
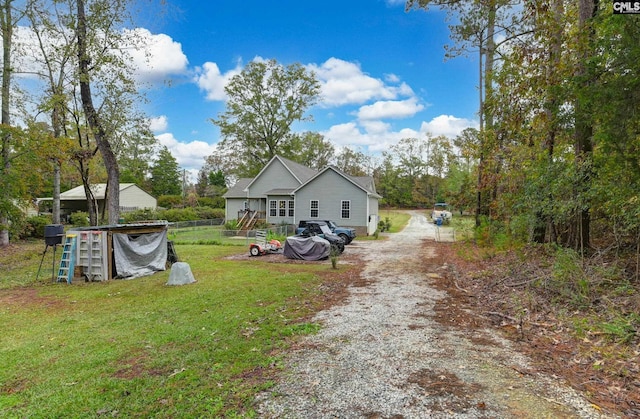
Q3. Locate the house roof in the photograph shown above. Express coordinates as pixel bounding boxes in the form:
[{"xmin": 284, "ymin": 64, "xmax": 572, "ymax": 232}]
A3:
[
  {"xmin": 293, "ymin": 165, "xmax": 382, "ymax": 199},
  {"xmin": 352, "ymin": 176, "xmax": 378, "ymax": 194},
  {"xmin": 245, "ymin": 155, "xmax": 318, "ymax": 192},
  {"xmin": 41, "ymin": 183, "xmax": 152, "ymax": 201},
  {"xmin": 222, "ymin": 155, "xmax": 382, "ymax": 200},
  {"xmin": 223, "ymin": 178, "xmax": 252, "ymax": 199},
  {"xmin": 265, "ymin": 188, "xmax": 295, "ymax": 195}
]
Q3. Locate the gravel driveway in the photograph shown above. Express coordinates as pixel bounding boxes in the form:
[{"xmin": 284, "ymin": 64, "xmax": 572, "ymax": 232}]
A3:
[{"xmin": 256, "ymin": 212, "xmax": 612, "ymax": 418}]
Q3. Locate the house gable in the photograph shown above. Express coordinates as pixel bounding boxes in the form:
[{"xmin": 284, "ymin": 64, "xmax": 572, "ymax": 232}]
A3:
[
  {"xmin": 293, "ymin": 166, "xmax": 375, "ymax": 228},
  {"xmin": 246, "ymin": 156, "xmax": 316, "ymax": 198}
]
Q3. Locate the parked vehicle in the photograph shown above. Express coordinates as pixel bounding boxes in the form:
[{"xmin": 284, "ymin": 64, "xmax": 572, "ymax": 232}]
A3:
[
  {"xmin": 431, "ymin": 203, "xmax": 452, "ymax": 225},
  {"xmin": 297, "ymin": 221, "xmax": 345, "ymax": 254},
  {"xmin": 283, "ymin": 236, "xmax": 330, "ymax": 260},
  {"xmin": 249, "ymin": 230, "xmax": 282, "ymax": 256},
  {"xmin": 296, "ymin": 220, "xmax": 356, "ymax": 244}
]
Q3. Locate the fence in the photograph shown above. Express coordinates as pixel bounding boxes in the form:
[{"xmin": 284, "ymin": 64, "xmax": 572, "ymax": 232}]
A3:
[{"xmin": 167, "ymin": 220, "xmax": 294, "ymax": 245}]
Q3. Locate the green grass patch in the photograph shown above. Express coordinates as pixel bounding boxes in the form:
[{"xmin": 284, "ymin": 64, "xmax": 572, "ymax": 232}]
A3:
[{"xmin": 0, "ymin": 243, "xmax": 337, "ymax": 417}]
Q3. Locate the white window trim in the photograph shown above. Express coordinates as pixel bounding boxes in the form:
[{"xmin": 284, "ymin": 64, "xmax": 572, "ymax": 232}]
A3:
[
  {"xmin": 288, "ymin": 200, "xmax": 295, "ymax": 217},
  {"xmin": 310, "ymin": 199, "xmax": 319, "ymax": 218},
  {"xmin": 269, "ymin": 200, "xmax": 277, "ymax": 217},
  {"xmin": 341, "ymin": 200, "xmax": 351, "ymax": 219}
]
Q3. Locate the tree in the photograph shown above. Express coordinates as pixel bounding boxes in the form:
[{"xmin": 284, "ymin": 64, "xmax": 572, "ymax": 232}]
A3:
[
  {"xmin": 406, "ymin": 0, "xmax": 528, "ymax": 225},
  {"xmin": 150, "ymin": 146, "xmax": 181, "ymax": 197},
  {"xmin": 76, "ymin": 0, "xmax": 122, "ymax": 225},
  {"xmin": 0, "ymin": 0, "xmax": 17, "ymax": 246},
  {"xmin": 212, "ymin": 59, "xmax": 320, "ymax": 176},
  {"xmin": 195, "ymin": 166, "xmax": 226, "ymax": 198},
  {"xmin": 281, "ymin": 131, "xmax": 334, "ymax": 170},
  {"xmin": 333, "ymin": 147, "xmax": 371, "ymax": 177}
]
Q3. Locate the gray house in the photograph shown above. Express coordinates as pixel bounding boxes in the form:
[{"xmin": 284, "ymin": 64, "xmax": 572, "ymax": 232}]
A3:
[{"xmin": 223, "ymin": 155, "xmax": 381, "ymax": 235}]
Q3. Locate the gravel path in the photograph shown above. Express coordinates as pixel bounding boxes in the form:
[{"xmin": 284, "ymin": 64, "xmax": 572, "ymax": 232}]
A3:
[{"xmin": 256, "ymin": 212, "xmax": 613, "ymax": 418}]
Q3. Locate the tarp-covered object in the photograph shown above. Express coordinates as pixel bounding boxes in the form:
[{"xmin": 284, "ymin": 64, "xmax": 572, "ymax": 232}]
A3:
[
  {"xmin": 283, "ymin": 236, "xmax": 330, "ymax": 260},
  {"xmin": 113, "ymin": 230, "xmax": 167, "ymax": 279},
  {"xmin": 166, "ymin": 262, "xmax": 196, "ymax": 285}
]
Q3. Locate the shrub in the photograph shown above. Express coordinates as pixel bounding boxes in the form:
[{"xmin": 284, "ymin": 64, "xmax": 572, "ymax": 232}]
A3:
[
  {"xmin": 159, "ymin": 207, "xmax": 199, "ymax": 222},
  {"xmin": 122, "ymin": 209, "xmax": 158, "ymax": 222},
  {"xmin": 224, "ymin": 219, "xmax": 240, "ymax": 230},
  {"xmin": 157, "ymin": 195, "xmax": 183, "ymax": 209},
  {"xmin": 70, "ymin": 212, "xmax": 89, "ymax": 227},
  {"xmin": 23, "ymin": 215, "xmax": 52, "ymax": 238},
  {"xmin": 377, "ymin": 217, "xmax": 392, "ymax": 232},
  {"xmin": 193, "ymin": 206, "xmax": 225, "ymax": 220},
  {"xmin": 197, "ymin": 197, "xmax": 224, "ymax": 208},
  {"xmin": 253, "ymin": 219, "xmax": 269, "ymax": 229}
]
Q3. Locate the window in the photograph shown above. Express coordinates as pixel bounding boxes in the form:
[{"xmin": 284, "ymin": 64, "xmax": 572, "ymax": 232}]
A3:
[
  {"xmin": 341, "ymin": 200, "xmax": 351, "ymax": 219},
  {"xmin": 310, "ymin": 200, "xmax": 319, "ymax": 218},
  {"xmin": 279, "ymin": 200, "xmax": 286, "ymax": 217},
  {"xmin": 288, "ymin": 200, "xmax": 295, "ymax": 217},
  {"xmin": 269, "ymin": 200, "xmax": 277, "ymax": 217}
]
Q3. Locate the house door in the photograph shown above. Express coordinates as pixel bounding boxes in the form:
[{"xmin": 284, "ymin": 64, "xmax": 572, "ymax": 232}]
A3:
[{"xmin": 368, "ymin": 214, "xmax": 379, "ymax": 236}]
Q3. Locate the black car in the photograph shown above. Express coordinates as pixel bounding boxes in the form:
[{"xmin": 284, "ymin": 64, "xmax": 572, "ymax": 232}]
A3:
[{"xmin": 297, "ymin": 221, "xmax": 345, "ymax": 254}]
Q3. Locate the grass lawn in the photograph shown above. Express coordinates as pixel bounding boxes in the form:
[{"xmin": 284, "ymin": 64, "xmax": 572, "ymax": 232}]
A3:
[
  {"xmin": 0, "ymin": 211, "xmax": 414, "ymax": 417},
  {"xmin": 0, "ymin": 243, "xmax": 347, "ymax": 418}
]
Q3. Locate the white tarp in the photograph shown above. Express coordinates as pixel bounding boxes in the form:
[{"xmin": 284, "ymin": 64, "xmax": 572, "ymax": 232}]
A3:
[{"xmin": 113, "ymin": 230, "xmax": 167, "ymax": 279}]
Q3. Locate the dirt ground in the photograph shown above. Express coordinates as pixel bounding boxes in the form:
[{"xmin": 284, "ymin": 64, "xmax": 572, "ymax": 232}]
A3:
[
  {"xmin": 436, "ymin": 242, "xmax": 640, "ymax": 418},
  {"xmin": 255, "ymin": 213, "xmax": 631, "ymax": 418}
]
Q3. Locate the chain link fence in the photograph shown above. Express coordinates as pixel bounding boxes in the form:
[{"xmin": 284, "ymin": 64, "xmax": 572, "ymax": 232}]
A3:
[{"xmin": 167, "ymin": 220, "xmax": 294, "ymax": 245}]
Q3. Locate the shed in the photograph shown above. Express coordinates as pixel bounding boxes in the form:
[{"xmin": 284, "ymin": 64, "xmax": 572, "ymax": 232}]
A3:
[
  {"xmin": 69, "ymin": 221, "xmax": 169, "ymax": 281},
  {"xmin": 39, "ymin": 183, "xmax": 156, "ymax": 219}
]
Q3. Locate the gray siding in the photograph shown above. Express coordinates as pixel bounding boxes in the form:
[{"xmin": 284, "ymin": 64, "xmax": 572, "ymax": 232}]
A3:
[
  {"xmin": 225, "ymin": 198, "xmax": 246, "ymax": 220},
  {"xmin": 247, "ymin": 159, "xmax": 300, "ymax": 197},
  {"xmin": 294, "ymin": 170, "xmax": 368, "ymax": 228}
]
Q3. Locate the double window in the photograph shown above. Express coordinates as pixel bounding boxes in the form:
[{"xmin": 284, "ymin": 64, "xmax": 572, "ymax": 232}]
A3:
[
  {"xmin": 310, "ymin": 200, "xmax": 319, "ymax": 218},
  {"xmin": 341, "ymin": 200, "xmax": 351, "ymax": 219}
]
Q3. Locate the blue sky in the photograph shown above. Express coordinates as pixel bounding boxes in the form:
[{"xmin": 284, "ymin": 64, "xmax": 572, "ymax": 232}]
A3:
[{"xmin": 130, "ymin": 0, "xmax": 480, "ymax": 177}]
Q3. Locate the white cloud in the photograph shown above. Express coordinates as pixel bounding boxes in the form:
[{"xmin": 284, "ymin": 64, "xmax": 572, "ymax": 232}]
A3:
[
  {"xmin": 123, "ymin": 28, "xmax": 188, "ymax": 83},
  {"xmin": 385, "ymin": 73, "xmax": 401, "ymax": 83},
  {"xmin": 322, "ymin": 121, "xmax": 418, "ymax": 153},
  {"xmin": 149, "ymin": 116, "xmax": 168, "ymax": 133},
  {"xmin": 357, "ymin": 98, "xmax": 425, "ymax": 120},
  {"xmin": 309, "ymin": 58, "xmax": 415, "ymax": 106},
  {"xmin": 194, "ymin": 61, "xmax": 242, "ymax": 101},
  {"xmin": 419, "ymin": 115, "xmax": 478, "ymax": 138},
  {"xmin": 156, "ymin": 133, "xmax": 216, "ymax": 171},
  {"xmin": 321, "ymin": 114, "xmax": 477, "ymax": 154}
]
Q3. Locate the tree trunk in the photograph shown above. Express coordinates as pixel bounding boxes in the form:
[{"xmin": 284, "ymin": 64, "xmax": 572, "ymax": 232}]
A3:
[
  {"xmin": 533, "ymin": 0, "xmax": 564, "ymax": 244},
  {"xmin": 76, "ymin": 0, "xmax": 120, "ymax": 224},
  {"xmin": 476, "ymin": 1, "xmax": 496, "ymax": 226},
  {"xmin": 570, "ymin": 0, "xmax": 597, "ymax": 252},
  {"xmin": 0, "ymin": 0, "xmax": 13, "ymax": 247},
  {"xmin": 52, "ymin": 161, "xmax": 61, "ymax": 224}
]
